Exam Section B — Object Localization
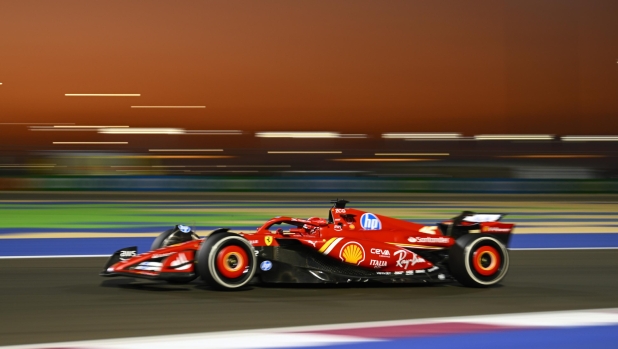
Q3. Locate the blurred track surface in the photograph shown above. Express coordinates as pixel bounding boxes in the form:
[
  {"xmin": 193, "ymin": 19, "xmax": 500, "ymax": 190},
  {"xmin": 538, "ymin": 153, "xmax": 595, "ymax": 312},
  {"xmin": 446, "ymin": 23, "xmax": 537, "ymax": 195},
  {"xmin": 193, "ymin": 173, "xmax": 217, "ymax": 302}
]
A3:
[{"xmin": 1, "ymin": 250, "xmax": 618, "ymax": 346}]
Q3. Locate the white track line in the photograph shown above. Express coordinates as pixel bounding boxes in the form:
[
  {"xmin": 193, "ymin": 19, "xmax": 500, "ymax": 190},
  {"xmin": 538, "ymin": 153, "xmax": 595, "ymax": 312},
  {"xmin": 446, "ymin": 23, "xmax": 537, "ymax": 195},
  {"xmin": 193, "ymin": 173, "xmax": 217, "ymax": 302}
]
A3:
[
  {"xmin": 2, "ymin": 308, "xmax": 618, "ymax": 349},
  {"xmin": 0, "ymin": 255, "xmax": 109, "ymax": 259},
  {"xmin": 508, "ymin": 247, "xmax": 618, "ymax": 251}
]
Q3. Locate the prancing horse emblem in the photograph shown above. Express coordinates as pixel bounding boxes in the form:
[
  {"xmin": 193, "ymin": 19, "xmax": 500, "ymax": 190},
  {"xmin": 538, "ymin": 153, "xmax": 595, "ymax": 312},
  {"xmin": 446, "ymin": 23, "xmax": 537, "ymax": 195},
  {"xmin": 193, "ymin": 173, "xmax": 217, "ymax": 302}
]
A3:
[{"xmin": 265, "ymin": 236, "xmax": 273, "ymax": 246}]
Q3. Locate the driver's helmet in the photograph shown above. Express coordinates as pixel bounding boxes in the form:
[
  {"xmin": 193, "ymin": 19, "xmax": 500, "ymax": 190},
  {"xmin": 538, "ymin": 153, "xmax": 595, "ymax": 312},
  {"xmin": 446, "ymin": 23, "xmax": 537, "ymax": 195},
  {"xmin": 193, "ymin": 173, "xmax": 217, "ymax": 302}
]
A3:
[
  {"xmin": 165, "ymin": 225, "xmax": 198, "ymax": 245},
  {"xmin": 303, "ymin": 224, "xmax": 318, "ymax": 234}
]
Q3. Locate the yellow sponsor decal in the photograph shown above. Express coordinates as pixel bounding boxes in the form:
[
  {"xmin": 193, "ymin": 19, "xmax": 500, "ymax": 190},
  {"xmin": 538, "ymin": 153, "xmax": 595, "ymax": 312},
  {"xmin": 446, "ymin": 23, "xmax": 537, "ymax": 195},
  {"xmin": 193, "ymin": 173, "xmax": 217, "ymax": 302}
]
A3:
[
  {"xmin": 349, "ymin": 224, "xmax": 355, "ymax": 230},
  {"xmin": 419, "ymin": 226, "xmax": 438, "ymax": 234},
  {"xmin": 318, "ymin": 238, "xmax": 337, "ymax": 253},
  {"xmin": 265, "ymin": 236, "xmax": 273, "ymax": 246},
  {"xmin": 340, "ymin": 242, "xmax": 365, "ymax": 265}
]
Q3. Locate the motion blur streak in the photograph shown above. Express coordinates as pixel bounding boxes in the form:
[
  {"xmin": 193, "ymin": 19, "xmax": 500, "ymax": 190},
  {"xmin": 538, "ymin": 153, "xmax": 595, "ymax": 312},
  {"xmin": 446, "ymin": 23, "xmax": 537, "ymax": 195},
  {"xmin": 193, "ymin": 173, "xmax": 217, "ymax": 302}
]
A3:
[
  {"xmin": 64, "ymin": 94, "xmax": 140, "ymax": 97},
  {"xmin": 54, "ymin": 125, "xmax": 130, "ymax": 128},
  {"xmin": 131, "ymin": 106, "xmax": 206, "ymax": 108},
  {"xmin": 562, "ymin": 136, "xmax": 618, "ymax": 141},
  {"xmin": 331, "ymin": 158, "xmax": 438, "ymax": 162},
  {"xmin": 99, "ymin": 128, "xmax": 184, "ymax": 134},
  {"xmin": 184, "ymin": 130, "xmax": 242, "ymax": 135},
  {"xmin": 148, "ymin": 149, "xmax": 223, "ymax": 152},
  {"xmin": 382, "ymin": 133, "xmax": 461, "ymax": 139},
  {"xmin": 268, "ymin": 151, "xmax": 342, "ymax": 154},
  {"xmin": 374, "ymin": 153, "xmax": 449, "ymax": 156},
  {"xmin": 52, "ymin": 142, "xmax": 128, "ymax": 144},
  {"xmin": 119, "ymin": 155, "xmax": 234, "ymax": 159},
  {"xmin": 474, "ymin": 134, "xmax": 554, "ymax": 140},
  {"xmin": 0, "ymin": 123, "xmax": 75, "ymax": 125},
  {"xmin": 497, "ymin": 155, "xmax": 605, "ymax": 158},
  {"xmin": 256, "ymin": 132, "xmax": 340, "ymax": 138}
]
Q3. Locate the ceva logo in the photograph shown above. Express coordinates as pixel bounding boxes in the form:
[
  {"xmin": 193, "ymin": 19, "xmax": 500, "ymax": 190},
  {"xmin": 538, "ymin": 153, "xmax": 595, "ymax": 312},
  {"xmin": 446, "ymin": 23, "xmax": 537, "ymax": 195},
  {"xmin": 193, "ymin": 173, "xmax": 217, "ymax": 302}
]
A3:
[{"xmin": 360, "ymin": 213, "xmax": 382, "ymax": 230}]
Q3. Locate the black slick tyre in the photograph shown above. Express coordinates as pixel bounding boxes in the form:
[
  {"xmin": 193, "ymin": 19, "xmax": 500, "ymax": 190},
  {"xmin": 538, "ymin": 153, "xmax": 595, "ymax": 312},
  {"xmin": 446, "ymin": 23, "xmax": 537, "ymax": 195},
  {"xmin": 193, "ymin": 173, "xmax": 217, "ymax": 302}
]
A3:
[
  {"xmin": 151, "ymin": 228, "xmax": 197, "ymax": 284},
  {"xmin": 449, "ymin": 234, "xmax": 509, "ymax": 287},
  {"xmin": 197, "ymin": 232, "xmax": 257, "ymax": 290},
  {"xmin": 150, "ymin": 229, "xmax": 176, "ymax": 251}
]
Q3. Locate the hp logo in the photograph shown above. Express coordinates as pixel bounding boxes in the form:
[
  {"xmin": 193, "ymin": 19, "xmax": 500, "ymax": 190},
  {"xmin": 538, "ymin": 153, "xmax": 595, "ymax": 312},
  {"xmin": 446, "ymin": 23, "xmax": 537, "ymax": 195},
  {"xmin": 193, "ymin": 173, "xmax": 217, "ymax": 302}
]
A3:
[{"xmin": 360, "ymin": 213, "xmax": 382, "ymax": 230}]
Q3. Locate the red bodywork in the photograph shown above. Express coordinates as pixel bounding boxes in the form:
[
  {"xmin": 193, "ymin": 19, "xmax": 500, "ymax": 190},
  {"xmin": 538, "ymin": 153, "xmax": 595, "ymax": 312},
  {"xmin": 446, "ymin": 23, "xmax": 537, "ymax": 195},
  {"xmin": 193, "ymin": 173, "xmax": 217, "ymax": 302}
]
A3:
[{"xmin": 106, "ymin": 205, "xmax": 514, "ymax": 277}]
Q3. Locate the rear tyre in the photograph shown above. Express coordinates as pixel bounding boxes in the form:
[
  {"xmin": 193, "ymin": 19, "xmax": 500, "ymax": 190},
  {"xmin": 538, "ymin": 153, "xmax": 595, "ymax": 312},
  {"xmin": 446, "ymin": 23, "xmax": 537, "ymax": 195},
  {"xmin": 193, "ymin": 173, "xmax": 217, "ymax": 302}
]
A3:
[
  {"xmin": 197, "ymin": 232, "xmax": 257, "ymax": 290},
  {"xmin": 449, "ymin": 234, "xmax": 509, "ymax": 287}
]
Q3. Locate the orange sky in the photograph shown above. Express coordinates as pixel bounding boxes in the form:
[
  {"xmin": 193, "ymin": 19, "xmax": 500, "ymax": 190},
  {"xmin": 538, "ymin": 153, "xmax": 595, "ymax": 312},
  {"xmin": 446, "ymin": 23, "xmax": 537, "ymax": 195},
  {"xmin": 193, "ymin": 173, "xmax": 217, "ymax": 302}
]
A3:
[{"xmin": 1, "ymin": 1, "xmax": 617, "ymax": 148}]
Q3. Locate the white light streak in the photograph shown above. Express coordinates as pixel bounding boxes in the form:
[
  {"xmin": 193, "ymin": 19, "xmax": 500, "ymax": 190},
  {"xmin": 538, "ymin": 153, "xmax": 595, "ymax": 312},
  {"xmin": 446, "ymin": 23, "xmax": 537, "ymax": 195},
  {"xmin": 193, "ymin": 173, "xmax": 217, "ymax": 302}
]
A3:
[
  {"xmin": 184, "ymin": 130, "xmax": 242, "ymax": 135},
  {"xmin": 131, "ymin": 106, "xmax": 206, "ymax": 109},
  {"xmin": 382, "ymin": 133, "xmax": 461, "ymax": 139},
  {"xmin": 474, "ymin": 134, "xmax": 554, "ymax": 141},
  {"xmin": 53, "ymin": 142, "xmax": 128, "ymax": 145},
  {"xmin": 561, "ymin": 136, "xmax": 618, "ymax": 142},
  {"xmin": 375, "ymin": 153, "xmax": 449, "ymax": 156},
  {"xmin": 31, "ymin": 125, "xmax": 130, "ymax": 131},
  {"xmin": 256, "ymin": 132, "xmax": 340, "ymax": 138},
  {"xmin": 149, "ymin": 149, "xmax": 223, "ymax": 152},
  {"xmin": 30, "ymin": 129, "xmax": 98, "ymax": 132},
  {"xmin": 56, "ymin": 125, "xmax": 130, "ymax": 128},
  {"xmin": 99, "ymin": 128, "xmax": 183, "ymax": 134},
  {"xmin": 65, "ymin": 94, "xmax": 140, "ymax": 97},
  {"xmin": 1, "ymin": 123, "xmax": 75, "ymax": 125},
  {"xmin": 340, "ymin": 134, "xmax": 368, "ymax": 138},
  {"xmin": 268, "ymin": 151, "xmax": 342, "ymax": 154},
  {"xmin": 0, "ymin": 164, "xmax": 56, "ymax": 168}
]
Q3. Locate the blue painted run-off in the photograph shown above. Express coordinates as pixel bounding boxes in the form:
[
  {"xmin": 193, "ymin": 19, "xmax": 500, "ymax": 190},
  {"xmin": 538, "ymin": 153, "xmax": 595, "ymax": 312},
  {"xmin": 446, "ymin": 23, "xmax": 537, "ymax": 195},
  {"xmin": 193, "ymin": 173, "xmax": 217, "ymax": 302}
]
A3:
[
  {"xmin": 288, "ymin": 325, "xmax": 618, "ymax": 349},
  {"xmin": 1, "ymin": 233, "xmax": 617, "ymax": 257}
]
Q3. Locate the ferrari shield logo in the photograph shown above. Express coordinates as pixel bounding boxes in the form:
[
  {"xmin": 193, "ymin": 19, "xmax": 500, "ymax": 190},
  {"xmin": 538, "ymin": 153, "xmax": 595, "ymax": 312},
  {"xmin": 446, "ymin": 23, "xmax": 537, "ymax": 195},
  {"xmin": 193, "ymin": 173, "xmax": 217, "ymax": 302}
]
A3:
[{"xmin": 265, "ymin": 236, "xmax": 273, "ymax": 246}]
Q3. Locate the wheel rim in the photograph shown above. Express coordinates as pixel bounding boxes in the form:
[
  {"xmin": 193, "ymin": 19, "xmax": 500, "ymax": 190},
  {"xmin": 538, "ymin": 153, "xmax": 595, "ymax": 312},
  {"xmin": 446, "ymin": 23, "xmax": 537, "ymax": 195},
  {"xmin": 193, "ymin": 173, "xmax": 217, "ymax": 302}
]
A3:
[
  {"xmin": 472, "ymin": 245, "xmax": 500, "ymax": 276},
  {"xmin": 216, "ymin": 245, "xmax": 248, "ymax": 279}
]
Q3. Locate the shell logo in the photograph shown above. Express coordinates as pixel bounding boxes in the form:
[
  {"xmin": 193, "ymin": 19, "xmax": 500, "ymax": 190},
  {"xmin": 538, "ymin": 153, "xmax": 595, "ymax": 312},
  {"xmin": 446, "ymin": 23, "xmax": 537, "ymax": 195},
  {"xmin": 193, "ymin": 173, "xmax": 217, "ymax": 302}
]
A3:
[{"xmin": 339, "ymin": 242, "xmax": 365, "ymax": 265}]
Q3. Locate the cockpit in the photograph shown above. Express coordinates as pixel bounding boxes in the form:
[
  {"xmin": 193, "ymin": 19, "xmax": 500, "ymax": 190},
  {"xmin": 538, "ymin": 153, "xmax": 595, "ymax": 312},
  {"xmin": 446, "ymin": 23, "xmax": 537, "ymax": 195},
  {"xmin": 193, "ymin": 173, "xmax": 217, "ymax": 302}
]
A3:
[{"xmin": 260, "ymin": 217, "xmax": 326, "ymax": 236}]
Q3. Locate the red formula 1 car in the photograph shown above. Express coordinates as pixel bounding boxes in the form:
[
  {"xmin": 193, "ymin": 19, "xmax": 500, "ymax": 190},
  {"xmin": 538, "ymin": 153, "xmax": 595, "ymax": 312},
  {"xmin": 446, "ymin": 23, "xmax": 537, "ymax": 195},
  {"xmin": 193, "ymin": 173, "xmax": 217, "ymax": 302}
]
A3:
[{"xmin": 101, "ymin": 200, "xmax": 514, "ymax": 289}]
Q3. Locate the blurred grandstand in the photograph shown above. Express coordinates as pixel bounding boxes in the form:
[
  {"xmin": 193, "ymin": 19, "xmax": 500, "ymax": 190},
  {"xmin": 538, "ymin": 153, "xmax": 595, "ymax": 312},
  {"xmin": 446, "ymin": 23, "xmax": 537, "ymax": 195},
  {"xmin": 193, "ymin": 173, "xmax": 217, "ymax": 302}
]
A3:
[{"xmin": 1, "ymin": 131, "xmax": 617, "ymax": 192}]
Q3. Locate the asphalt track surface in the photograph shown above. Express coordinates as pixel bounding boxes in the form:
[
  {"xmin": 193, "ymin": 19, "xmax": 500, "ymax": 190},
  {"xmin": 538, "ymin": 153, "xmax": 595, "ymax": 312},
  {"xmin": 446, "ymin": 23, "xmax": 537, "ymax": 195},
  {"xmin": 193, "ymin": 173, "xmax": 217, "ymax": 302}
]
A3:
[{"xmin": 1, "ymin": 250, "xmax": 618, "ymax": 346}]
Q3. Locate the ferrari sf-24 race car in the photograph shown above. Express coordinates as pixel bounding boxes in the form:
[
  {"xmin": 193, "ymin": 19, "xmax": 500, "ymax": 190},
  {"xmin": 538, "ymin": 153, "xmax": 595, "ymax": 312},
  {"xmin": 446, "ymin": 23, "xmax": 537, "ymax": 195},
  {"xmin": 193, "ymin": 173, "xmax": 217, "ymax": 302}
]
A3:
[{"xmin": 101, "ymin": 200, "xmax": 514, "ymax": 290}]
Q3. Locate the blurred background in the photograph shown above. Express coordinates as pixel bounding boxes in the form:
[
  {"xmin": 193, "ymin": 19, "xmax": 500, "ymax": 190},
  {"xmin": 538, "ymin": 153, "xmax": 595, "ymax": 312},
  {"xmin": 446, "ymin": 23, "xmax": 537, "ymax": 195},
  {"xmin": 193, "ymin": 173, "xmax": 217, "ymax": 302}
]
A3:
[
  {"xmin": 1, "ymin": 1, "xmax": 617, "ymax": 193},
  {"xmin": 2, "ymin": 2, "xmax": 618, "ymax": 348}
]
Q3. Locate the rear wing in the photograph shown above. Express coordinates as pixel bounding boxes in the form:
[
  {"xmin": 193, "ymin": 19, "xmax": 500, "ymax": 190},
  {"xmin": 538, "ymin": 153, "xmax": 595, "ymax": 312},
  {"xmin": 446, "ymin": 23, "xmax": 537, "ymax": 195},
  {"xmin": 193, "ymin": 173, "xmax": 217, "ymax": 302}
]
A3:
[
  {"xmin": 462, "ymin": 214, "xmax": 505, "ymax": 223},
  {"xmin": 438, "ymin": 211, "xmax": 514, "ymax": 246}
]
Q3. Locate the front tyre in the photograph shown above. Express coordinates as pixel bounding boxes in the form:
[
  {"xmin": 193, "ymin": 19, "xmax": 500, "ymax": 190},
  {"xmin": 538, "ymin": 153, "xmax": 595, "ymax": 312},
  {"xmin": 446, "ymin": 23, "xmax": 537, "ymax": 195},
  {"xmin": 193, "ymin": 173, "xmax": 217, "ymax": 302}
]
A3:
[
  {"xmin": 151, "ymin": 228, "xmax": 198, "ymax": 284},
  {"xmin": 197, "ymin": 232, "xmax": 256, "ymax": 290},
  {"xmin": 449, "ymin": 234, "xmax": 509, "ymax": 287},
  {"xmin": 150, "ymin": 229, "xmax": 176, "ymax": 250}
]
